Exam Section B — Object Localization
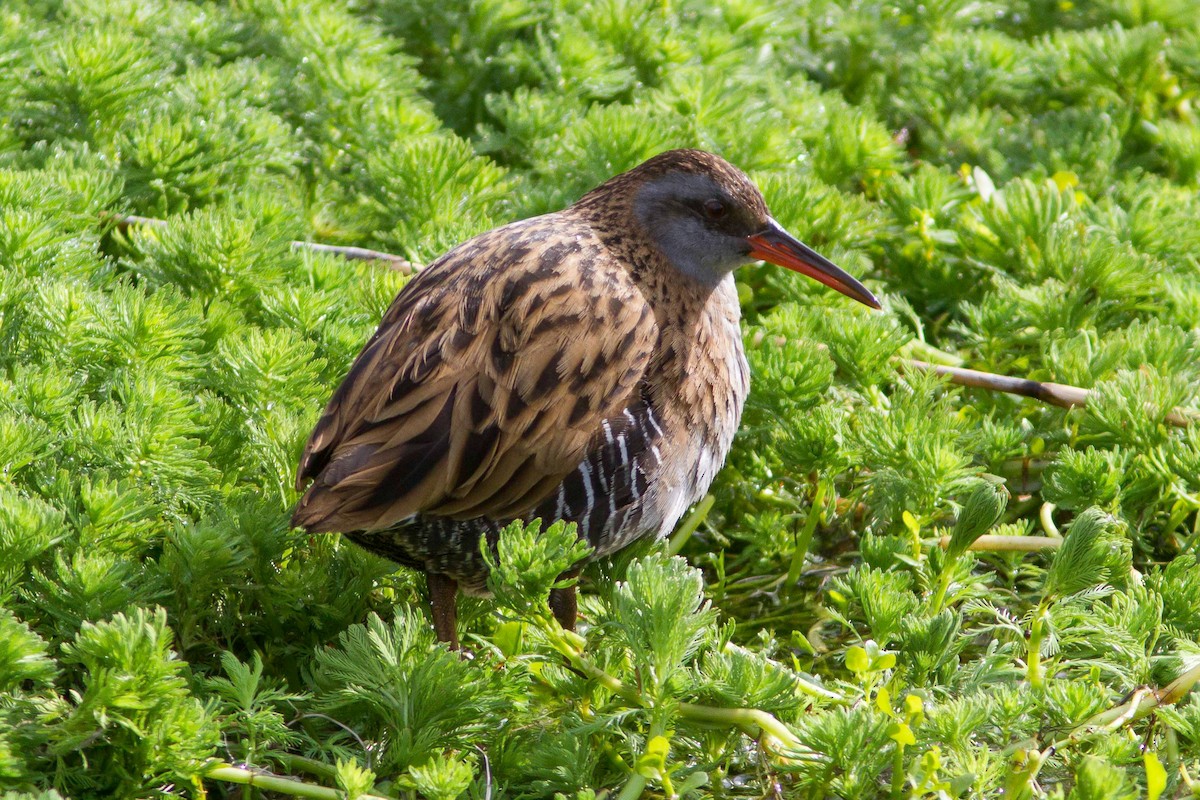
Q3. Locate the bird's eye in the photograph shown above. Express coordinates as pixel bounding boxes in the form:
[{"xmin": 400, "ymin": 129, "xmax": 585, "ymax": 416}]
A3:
[{"xmin": 702, "ymin": 198, "xmax": 727, "ymax": 220}]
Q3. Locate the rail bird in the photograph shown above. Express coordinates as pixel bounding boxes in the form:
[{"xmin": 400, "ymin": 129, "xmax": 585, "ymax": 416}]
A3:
[{"xmin": 293, "ymin": 149, "xmax": 880, "ymax": 647}]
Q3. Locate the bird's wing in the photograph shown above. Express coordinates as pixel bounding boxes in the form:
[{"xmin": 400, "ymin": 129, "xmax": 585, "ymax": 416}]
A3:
[{"xmin": 292, "ymin": 217, "xmax": 658, "ymax": 533}]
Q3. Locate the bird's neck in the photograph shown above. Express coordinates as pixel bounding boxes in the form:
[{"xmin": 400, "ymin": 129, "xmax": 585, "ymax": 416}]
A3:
[
  {"xmin": 644, "ymin": 273, "xmax": 746, "ymax": 424},
  {"xmin": 563, "ymin": 201, "xmax": 745, "ymax": 395}
]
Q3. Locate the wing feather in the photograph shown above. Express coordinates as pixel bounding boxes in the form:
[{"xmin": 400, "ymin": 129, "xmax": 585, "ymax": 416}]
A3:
[{"xmin": 292, "ymin": 216, "xmax": 657, "ymax": 533}]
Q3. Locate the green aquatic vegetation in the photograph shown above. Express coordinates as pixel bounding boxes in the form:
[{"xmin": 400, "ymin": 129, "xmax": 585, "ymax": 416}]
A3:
[{"xmin": 0, "ymin": 0, "xmax": 1198, "ymax": 797}]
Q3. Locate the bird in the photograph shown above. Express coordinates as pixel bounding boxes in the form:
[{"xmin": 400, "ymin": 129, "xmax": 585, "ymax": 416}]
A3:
[{"xmin": 292, "ymin": 149, "xmax": 880, "ymax": 648}]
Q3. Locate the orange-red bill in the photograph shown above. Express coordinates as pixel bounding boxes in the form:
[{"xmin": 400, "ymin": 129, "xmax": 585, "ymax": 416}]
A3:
[{"xmin": 747, "ymin": 219, "xmax": 881, "ymax": 309}]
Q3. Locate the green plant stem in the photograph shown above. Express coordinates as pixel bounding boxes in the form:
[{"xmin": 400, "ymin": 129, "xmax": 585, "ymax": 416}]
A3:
[
  {"xmin": 934, "ymin": 534, "xmax": 1061, "ymax": 551},
  {"xmin": 1053, "ymin": 658, "xmax": 1200, "ymax": 746},
  {"xmin": 928, "ymin": 556, "xmax": 956, "ymax": 614},
  {"xmin": 675, "ymin": 771, "xmax": 710, "ymax": 795},
  {"xmin": 1003, "ymin": 748, "xmax": 1045, "ymax": 800},
  {"xmin": 204, "ymin": 764, "xmax": 393, "ymax": 800},
  {"xmin": 616, "ymin": 774, "xmax": 650, "ymax": 800},
  {"xmin": 545, "ymin": 628, "xmax": 636, "ymax": 701},
  {"xmin": 1026, "ymin": 601, "xmax": 1049, "ymax": 689},
  {"xmin": 1165, "ymin": 502, "xmax": 1196, "ymax": 547},
  {"xmin": 620, "ymin": 718, "xmax": 672, "ymax": 800},
  {"xmin": 890, "ymin": 740, "xmax": 906, "ymax": 799},
  {"xmin": 542, "ymin": 625, "xmax": 811, "ymax": 760},
  {"xmin": 675, "ymin": 704, "xmax": 810, "ymax": 758},
  {"xmin": 1161, "ymin": 659, "xmax": 1200, "ymax": 705},
  {"xmin": 724, "ymin": 642, "xmax": 844, "ymax": 701},
  {"xmin": 1039, "ymin": 503, "xmax": 1061, "ymax": 538},
  {"xmin": 652, "ymin": 718, "xmax": 677, "ymax": 797},
  {"xmin": 899, "ymin": 339, "xmax": 965, "ymax": 367},
  {"xmin": 787, "ymin": 481, "xmax": 826, "ymax": 587},
  {"xmin": 272, "ymin": 753, "xmax": 342, "ymax": 782},
  {"xmin": 668, "ymin": 494, "xmax": 715, "ymax": 556},
  {"xmin": 1181, "ymin": 762, "xmax": 1199, "ymax": 797}
]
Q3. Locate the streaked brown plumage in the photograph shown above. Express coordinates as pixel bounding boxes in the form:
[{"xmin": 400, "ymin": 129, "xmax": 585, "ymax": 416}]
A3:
[{"xmin": 293, "ymin": 149, "xmax": 879, "ymax": 647}]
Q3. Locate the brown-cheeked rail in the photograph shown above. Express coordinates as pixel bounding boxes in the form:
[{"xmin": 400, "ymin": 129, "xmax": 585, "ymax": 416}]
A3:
[{"xmin": 292, "ymin": 149, "xmax": 880, "ymax": 649}]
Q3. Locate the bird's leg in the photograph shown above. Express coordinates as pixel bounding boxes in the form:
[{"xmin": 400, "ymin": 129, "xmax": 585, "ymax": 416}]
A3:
[
  {"xmin": 548, "ymin": 569, "xmax": 582, "ymax": 632},
  {"xmin": 426, "ymin": 572, "xmax": 460, "ymax": 649},
  {"xmin": 548, "ymin": 585, "xmax": 577, "ymax": 631}
]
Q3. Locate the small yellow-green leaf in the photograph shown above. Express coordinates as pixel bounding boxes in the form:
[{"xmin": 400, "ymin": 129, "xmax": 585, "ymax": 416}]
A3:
[
  {"xmin": 646, "ymin": 735, "xmax": 670, "ymax": 760},
  {"xmin": 888, "ymin": 721, "xmax": 916, "ymax": 747},
  {"xmin": 1051, "ymin": 171, "xmax": 1079, "ymax": 190},
  {"xmin": 1144, "ymin": 751, "xmax": 1166, "ymax": 800},
  {"xmin": 492, "ymin": 621, "xmax": 525, "ymax": 657},
  {"xmin": 846, "ymin": 645, "xmax": 870, "ymax": 674},
  {"xmin": 921, "ymin": 745, "xmax": 942, "ymax": 773},
  {"xmin": 876, "ymin": 686, "xmax": 893, "ymax": 715},
  {"xmin": 636, "ymin": 735, "xmax": 671, "ymax": 779}
]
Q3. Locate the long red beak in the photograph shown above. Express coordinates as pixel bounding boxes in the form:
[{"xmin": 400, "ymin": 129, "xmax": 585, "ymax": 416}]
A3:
[{"xmin": 746, "ymin": 218, "xmax": 881, "ymax": 309}]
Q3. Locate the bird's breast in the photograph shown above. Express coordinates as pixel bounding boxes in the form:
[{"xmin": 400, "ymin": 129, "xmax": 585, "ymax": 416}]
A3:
[
  {"xmin": 648, "ymin": 276, "xmax": 749, "ymax": 533},
  {"xmin": 563, "ymin": 275, "xmax": 747, "ymax": 551}
]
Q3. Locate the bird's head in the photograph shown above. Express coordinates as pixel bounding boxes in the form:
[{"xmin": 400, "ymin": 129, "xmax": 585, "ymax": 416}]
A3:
[{"xmin": 588, "ymin": 149, "xmax": 881, "ymax": 309}]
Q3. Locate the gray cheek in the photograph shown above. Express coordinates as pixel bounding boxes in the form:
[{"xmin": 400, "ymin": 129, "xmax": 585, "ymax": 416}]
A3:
[{"xmin": 652, "ymin": 222, "xmax": 746, "ymax": 284}]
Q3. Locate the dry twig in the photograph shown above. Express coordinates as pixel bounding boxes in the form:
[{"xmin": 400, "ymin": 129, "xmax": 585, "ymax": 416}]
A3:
[{"xmin": 903, "ymin": 360, "xmax": 1196, "ymax": 428}]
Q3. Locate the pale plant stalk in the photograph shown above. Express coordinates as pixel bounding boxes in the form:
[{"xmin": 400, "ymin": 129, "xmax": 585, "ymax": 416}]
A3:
[
  {"xmin": 1039, "ymin": 502, "xmax": 1062, "ymax": 538},
  {"xmin": 538, "ymin": 610, "xmax": 813, "ymax": 761},
  {"xmin": 1053, "ymin": 658, "xmax": 1200, "ymax": 743},
  {"xmin": 934, "ymin": 534, "xmax": 1062, "ymax": 551},
  {"xmin": 204, "ymin": 764, "xmax": 392, "ymax": 800}
]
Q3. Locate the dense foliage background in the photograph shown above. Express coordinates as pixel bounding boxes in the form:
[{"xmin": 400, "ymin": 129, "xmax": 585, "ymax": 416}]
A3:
[{"xmin": 1, "ymin": 0, "xmax": 1199, "ymax": 797}]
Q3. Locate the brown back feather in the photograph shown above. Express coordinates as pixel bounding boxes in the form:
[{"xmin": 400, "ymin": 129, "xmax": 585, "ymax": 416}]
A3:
[{"xmin": 292, "ymin": 212, "xmax": 657, "ymax": 533}]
